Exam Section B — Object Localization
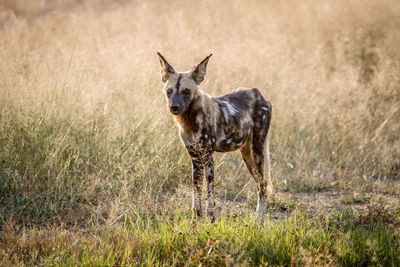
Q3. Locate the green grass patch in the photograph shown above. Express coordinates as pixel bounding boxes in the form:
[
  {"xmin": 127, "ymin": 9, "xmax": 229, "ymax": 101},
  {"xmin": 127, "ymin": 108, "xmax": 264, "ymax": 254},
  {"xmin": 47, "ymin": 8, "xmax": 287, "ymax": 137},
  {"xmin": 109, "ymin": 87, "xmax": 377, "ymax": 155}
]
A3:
[{"xmin": 1, "ymin": 211, "xmax": 399, "ymax": 266}]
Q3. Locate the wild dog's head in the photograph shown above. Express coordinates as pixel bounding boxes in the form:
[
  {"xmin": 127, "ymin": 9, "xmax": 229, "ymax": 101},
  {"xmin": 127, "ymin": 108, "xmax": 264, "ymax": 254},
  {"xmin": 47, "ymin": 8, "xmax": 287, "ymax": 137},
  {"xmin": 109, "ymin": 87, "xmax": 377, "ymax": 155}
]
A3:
[{"xmin": 157, "ymin": 52, "xmax": 212, "ymax": 115}]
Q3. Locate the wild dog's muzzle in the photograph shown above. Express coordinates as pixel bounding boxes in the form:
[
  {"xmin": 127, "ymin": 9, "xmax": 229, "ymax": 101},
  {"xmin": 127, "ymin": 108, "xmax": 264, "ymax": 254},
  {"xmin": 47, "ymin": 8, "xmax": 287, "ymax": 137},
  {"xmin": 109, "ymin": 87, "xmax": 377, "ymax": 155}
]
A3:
[{"xmin": 170, "ymin": 104, "xmax": 181, "ymax": 114}]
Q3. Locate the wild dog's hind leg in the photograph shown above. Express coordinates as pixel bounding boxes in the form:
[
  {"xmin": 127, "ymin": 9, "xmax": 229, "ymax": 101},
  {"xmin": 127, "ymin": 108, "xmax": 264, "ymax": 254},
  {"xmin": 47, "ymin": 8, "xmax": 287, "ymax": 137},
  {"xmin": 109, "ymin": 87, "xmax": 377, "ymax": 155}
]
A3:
[
  {"xmin": 241, "ymin": 125, "xmax": 271, "ymax": 222},
  {"xmin": 241, "ymin": 138, "xmax": 267, "ymax": 221},
  {"xmin": 240, "ymin": 137, "xmax": 256, "ymax": 178},
  {"xmin": 252, "ymin": 99, "xmax": 273, "ymax": 222},
  {"xmin": 205, "ymin": 153, "xmax": 216, "ymax": 223},
  {"xmin": 250, "ymin": 131, "xmax": 269, "ymax": 222}
]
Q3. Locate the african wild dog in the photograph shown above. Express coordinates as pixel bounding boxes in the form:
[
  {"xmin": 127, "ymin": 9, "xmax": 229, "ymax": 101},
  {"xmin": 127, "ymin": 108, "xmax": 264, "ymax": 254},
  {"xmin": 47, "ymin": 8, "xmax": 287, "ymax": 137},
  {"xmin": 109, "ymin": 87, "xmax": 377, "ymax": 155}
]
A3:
[{"xmin": 157, "ymin": 52, "xmax": 272, "ymax": 222}]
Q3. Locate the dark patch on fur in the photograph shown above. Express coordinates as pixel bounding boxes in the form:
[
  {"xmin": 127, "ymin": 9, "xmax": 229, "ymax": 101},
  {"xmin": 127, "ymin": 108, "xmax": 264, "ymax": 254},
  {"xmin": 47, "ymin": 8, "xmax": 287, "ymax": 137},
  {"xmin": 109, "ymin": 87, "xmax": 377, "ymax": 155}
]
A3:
[
  {"xmin": 217, "ymin": 89, "xmax": 252, "ymax": 112},
  {"xmin": 175, "ymin": 74, "xmax": 182, "ymax": 92},
  {"xmin": 215, "ymin": 90, "xmax": 254, "ymax": 130},
  {"xmin": 177, "ymin": 101, "xmax": 199, "ymax": 133},
  {"xmin": 216, "ymin": 102, "xmax": 242, "ymax": 130},
  {"xmin": 206, "ymin": 156, "xmax": 214, "ymax": 182},
  {"xmin": 251, "ymin": 95, "xmax": 271, "ymax": 135}
]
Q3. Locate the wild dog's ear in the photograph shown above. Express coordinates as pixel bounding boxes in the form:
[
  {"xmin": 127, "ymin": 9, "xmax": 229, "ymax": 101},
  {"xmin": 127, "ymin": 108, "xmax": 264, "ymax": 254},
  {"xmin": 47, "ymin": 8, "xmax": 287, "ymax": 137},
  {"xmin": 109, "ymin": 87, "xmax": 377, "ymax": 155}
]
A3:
[
  {"xmin": 190, "ymin": 54, "xmax": 212, "ymax": 85},
  {"xmin": 157, "ymin": 52, "xmax": 176, "ymax": 82}
]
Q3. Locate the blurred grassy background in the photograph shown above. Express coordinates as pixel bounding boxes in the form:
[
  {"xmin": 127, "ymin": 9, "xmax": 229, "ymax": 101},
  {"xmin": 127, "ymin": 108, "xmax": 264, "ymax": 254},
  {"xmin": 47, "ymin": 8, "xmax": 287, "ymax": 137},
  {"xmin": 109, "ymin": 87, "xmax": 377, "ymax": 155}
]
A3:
[{"xmin": 0, "ymin": 0, "xmax": 399, "ymax": 229}]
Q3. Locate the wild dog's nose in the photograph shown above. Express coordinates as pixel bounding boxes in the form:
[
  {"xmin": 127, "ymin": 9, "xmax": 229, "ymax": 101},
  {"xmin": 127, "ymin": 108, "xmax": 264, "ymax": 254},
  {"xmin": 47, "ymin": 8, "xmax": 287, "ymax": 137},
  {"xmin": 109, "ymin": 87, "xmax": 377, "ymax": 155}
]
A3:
[{"xmin": 170, "ymin": 104, "xmax": 180, "ymax": 112}]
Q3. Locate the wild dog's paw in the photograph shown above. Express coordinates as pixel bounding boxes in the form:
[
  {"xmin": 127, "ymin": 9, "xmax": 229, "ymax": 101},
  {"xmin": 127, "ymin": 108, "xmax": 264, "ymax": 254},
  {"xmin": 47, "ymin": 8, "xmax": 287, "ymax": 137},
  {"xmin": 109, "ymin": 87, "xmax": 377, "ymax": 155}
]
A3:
[
  {"xmin": 256, "ymin": 199, "xmax": 267, "ymax": 223},
  {"xmin": 206, "ymin": 201, "xmax": 216, "ymax": 223}
]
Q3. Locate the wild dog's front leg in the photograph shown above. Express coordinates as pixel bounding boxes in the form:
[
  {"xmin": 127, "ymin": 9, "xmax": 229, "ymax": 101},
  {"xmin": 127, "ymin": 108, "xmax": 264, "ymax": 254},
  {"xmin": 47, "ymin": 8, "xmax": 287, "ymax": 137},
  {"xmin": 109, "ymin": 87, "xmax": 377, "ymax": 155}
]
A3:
[
  {"xmin": 191, "ymin": 157, "xmax": 204, "ymax": 217},
  {"xmin": 205, "ymin": 154, "xmax": 216, "ymax": 223}
]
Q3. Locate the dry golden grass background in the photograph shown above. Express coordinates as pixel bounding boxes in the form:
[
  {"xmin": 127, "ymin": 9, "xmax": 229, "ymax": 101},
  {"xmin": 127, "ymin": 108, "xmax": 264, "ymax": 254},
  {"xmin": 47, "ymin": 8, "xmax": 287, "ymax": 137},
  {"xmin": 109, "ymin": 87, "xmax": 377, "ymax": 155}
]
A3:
[{"xmin": 0, "ymin": 0, "xmax": 399, "ymax": 226}]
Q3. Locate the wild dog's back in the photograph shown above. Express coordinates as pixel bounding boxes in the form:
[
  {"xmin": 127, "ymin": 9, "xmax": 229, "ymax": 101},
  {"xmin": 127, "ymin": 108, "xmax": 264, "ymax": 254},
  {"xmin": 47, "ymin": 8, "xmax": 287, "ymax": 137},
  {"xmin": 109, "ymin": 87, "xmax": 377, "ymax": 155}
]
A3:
[{"xmin": 213, "ymin": 88, "xmax": 271, "ymax": 152}]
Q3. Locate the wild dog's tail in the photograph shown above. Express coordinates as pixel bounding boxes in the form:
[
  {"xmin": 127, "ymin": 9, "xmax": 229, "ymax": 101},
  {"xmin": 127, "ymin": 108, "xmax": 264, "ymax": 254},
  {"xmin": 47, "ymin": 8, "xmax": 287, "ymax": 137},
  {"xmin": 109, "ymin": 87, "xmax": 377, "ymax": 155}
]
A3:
[
  {"xmin": 264, "ymin": 134, "xmax": 273, "ymax": 194},
  {"xmin": 264, "ymin": 100, "xmax": 273, "ymax": 194}
]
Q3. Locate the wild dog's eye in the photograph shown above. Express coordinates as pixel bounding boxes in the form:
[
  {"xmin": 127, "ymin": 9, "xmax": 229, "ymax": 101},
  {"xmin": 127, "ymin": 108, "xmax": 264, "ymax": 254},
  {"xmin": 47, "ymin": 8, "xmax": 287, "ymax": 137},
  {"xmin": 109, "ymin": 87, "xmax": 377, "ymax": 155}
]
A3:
[
  {"xmin": 166, "ymin": 88, "xmax": 173, "ymax": 95},
  {"xmin": 183, "ymin": 88, "xmax": 190, "ymax": 95}
]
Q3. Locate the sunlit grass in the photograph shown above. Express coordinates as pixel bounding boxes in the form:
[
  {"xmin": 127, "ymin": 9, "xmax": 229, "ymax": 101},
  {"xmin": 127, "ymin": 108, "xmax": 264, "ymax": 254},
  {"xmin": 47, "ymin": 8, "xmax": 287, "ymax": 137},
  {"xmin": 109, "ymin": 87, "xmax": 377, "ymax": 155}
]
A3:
[{"xmin": 1, "ymin": 210, "xmax": 399, "ymax": 266}]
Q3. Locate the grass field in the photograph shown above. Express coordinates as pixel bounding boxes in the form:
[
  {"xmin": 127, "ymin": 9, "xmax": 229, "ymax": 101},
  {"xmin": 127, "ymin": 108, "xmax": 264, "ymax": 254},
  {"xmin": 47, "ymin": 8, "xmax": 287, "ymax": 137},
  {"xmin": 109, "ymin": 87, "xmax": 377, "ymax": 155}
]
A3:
[{"xmin": 0, "ymin": 0, "xmax": 399, "ymax": 265}]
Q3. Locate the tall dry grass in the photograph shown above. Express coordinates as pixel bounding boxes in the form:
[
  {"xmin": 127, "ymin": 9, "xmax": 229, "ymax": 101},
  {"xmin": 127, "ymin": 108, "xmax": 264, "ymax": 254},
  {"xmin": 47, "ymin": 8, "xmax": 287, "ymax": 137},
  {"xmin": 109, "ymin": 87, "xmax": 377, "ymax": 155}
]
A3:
[{"xmin": 0, "ymin": 0, "xmax": 399, "ymax": 226}]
